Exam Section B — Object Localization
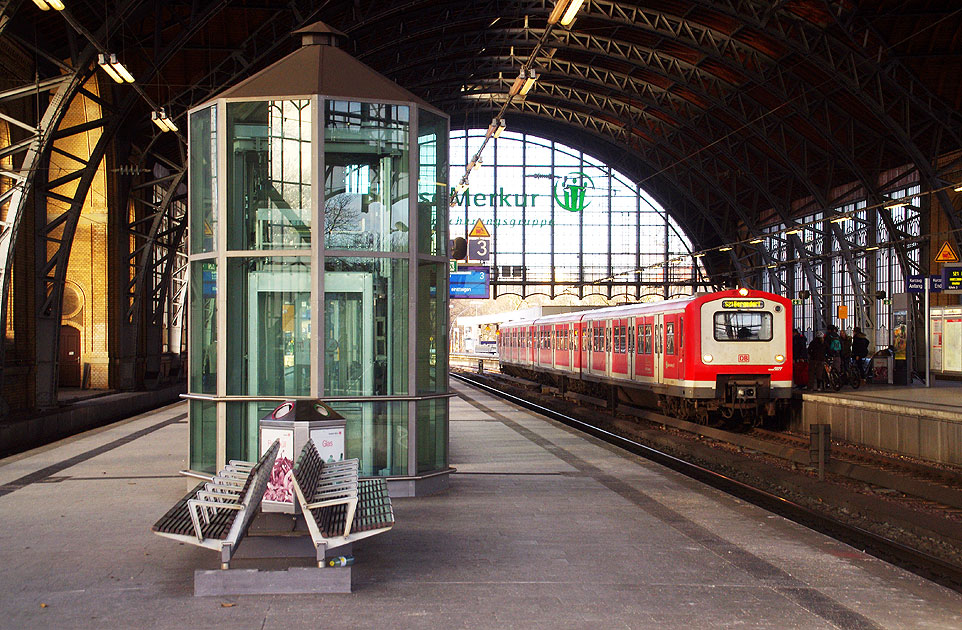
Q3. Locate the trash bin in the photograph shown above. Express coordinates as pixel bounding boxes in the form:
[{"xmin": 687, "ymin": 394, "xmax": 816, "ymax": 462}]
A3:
[{"xmin": 259, "ymin": 400, "xmax": 346, "ymax": 513}]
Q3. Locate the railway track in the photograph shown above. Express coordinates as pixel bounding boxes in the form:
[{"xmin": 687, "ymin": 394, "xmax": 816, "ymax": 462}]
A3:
[{"xmin": 451, "ymin": 370, "xmax": 962, "ymax": 594}]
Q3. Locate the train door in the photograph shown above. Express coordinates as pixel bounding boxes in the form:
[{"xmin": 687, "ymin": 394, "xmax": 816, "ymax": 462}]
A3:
[
  {"xmin": 653, "ymin": 313, "xmax": 664, "ymax": 385},
  {"xmin": 610, "ymin": 318, "xmax": 628, "ymax": 379}
]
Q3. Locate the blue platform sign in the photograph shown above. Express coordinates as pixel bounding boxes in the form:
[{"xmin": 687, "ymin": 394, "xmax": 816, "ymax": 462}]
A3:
[
  {"xmin": 906, "ymin": 275, "xmax": 925, "ymax": 293},
  {"xmin": 450, "ymin": 267, "xmax": 490, "ymax": 299},
  {"xmin": 930, "ymin": 275, "xmax": 943, "ymax": 292}
]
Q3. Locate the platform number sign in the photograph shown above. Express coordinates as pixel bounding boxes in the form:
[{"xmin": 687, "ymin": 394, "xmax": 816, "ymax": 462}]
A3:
[
  {"xmin": 467, "ymin": 219, "xmax": 491, "ymax": 263},
  {"xmin": 468, "ymin": 237, "xmax": 490, "ymax": 262}
]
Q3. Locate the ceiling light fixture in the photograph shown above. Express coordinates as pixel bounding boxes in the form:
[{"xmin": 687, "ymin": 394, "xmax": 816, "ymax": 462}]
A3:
[
  {"xmin": 520, "ymin": 69, "xmax": 538, "ymax": 95},
  {"xmin": 151, "ymin": 108, "xmax": 178, "ymax": 132},
  {"xmin": 493, "ymin": 119, "xmax": 506, "ymax": 138},
  {"xmin": 32, "ymin": 0, "xmax": 64, "ymax": 9},
  {"xmin": 98, "ymin": 53, "xmax": 134, "ymax": 83}
]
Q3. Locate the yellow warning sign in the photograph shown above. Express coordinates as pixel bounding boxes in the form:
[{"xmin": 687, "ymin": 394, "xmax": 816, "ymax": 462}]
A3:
[
  {"xmin": 935, "ymin": 241, "xmax": 959, "ymax": 263},
  {"xmin": 468, "ymin": 219, "xmax": 490, "ymax": 238}
]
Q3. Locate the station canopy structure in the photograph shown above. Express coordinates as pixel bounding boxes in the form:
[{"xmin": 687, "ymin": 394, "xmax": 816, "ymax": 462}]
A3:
[{"xmin": 2, "ymin": 0, "xmax": 962, "ymax": 408}]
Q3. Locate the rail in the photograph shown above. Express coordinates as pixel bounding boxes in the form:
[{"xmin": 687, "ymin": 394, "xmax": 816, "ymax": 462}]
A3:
[{"xmin": 450, "ymin": 371, "xmax": 962, "ymax": 594}]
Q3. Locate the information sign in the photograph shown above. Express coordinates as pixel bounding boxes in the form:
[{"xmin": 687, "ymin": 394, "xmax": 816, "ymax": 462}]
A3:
[
  {"xmin": 906, "ymin": 274, "xmax": 925, "ymax": 293},
  {"xmin": 935, "ymin": 241, "xmax": 959, "ymax": 263},
  {"xmin": 468, "ymin": 237, "xmax": 490, "ymax": 262},
  {"xmin": 943, "ymin": 265, "xmax": 962, "ymax": 294},
  {"xmin": 468, "ymin": 219, "xmax": 490, "ymax": 238},
  {"xmin": 450, "ymin": 267, "xmax": 490, "ymax": 299},
  {"xmin": 930, "ymin": 275, "xmax": 943, "ymax": 292}
]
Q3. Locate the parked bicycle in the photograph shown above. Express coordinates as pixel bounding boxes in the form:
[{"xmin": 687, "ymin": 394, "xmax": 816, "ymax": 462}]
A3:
[{"xmin": 838, "ymin": 358, "xmax": 862, "ymax": 389}]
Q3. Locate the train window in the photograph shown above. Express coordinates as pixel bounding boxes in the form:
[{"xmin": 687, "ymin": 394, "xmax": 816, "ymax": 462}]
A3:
[
  {"xmin": 714, "ymin": 312, "xmax": 772, "ymax": 341},
  {"xmin": 606, "ymin": 327, "xmax": 612, "ymax": 353},
  {"xmin": 665, "ymin": 322, "xmax": 675, "ymax": 355},
  {"xmin": 679, "ymin": 319, "xmax": 683, "ymax": 348}
]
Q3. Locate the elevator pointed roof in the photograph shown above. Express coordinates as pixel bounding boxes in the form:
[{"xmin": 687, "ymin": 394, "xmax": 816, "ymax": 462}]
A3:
[{"xmin": 212, "ymin": 21, "xmax": 434, "ymax": 107}]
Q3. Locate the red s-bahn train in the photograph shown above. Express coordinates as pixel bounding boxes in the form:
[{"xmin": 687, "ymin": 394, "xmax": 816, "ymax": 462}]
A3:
[{"xmin": 497, "ymin": 288, "xmax": 792, "ymax": 424}]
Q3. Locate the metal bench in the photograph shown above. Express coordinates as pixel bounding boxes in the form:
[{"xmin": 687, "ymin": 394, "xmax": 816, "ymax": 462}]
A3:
[
  {"xmin": 152, "ymin": 439, "xmax": 280, "ymax": 569},
  {"xmin": 291, "ymin": 440, "xmax": 395, "ymax": 566}
]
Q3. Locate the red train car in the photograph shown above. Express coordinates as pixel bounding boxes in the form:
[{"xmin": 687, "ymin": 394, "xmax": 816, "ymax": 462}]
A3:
[{"xmin": 497, "ymin": 288, "xmax": 792, "ymax": 424}]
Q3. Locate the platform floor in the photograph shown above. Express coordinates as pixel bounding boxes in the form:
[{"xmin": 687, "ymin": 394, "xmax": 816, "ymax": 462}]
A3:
[
  {"xmin": 805, "ymin": 377, "xmax": 962, "ymax": 411},
  {"xmin": 1, "ymin": 381, "xmax": 960, "ymax": 629}
]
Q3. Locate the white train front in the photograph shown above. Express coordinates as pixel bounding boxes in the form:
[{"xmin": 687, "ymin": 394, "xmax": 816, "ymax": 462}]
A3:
[{"xmin": 498, "ymin": 288, "xmax": 793, "ymax": 424}]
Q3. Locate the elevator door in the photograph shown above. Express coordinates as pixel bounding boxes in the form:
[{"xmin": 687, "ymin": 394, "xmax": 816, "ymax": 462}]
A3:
[{"xmin": 324, "ymin": 272, "xmax": 374, "ymax": 396}]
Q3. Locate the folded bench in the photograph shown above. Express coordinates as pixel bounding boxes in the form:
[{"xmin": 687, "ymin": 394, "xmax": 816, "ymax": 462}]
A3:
[{"xmin": 152, "ymin": 439, "xmax": 280, "ymax": 569}]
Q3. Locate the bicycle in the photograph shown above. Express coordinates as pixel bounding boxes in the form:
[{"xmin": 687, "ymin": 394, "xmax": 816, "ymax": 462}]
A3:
[
  {"xmin": 821, "ymin": 362, "xmax": 842, "ymax": 391},
  {"xmin": 837, "ymin": 357, "xmax": 862, "ymax": 389}
]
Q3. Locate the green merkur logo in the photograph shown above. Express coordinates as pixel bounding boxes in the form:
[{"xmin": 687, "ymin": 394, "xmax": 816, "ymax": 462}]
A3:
[{"xmin": 553, "ymin": 171, "xmax": 595, "ymax": 212}]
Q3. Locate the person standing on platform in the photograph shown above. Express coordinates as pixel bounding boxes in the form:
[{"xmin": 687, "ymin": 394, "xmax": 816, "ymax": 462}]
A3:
[
  {"xmin": 852, "ymin": 327, "xmax": 870, "ymax": 377},
  {"xmin": 808, "ymin": 332, "xmax": 826, "ymax": 391},
  {"xmin": 826, "ymin": 325, "xmax": 842, "ymax": 372},
  {"xmin": 793, "ymin": 328, "xmax": 808, "ymax": 361},
  {"xmin": 839, "ymin": 329, "xmax": 852, "ymax": 369}
]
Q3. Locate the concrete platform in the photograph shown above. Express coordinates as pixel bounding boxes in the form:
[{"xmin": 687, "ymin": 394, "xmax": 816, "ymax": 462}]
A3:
[
  {"xmin": 795, "ymin": 379, "xmax": 962, "ymax": 465},
  {"xmin": 0, "ymin": 383, "xmax": 960, "ymax": 629}
]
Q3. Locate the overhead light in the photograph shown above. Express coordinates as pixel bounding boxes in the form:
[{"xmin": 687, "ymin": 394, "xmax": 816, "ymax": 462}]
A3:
[
  {"xmin": 830, "ymin": 216, "xmax": 851, "ymax": 224},
  {"xmin": 719, "ymin": 246, "xmax": 732, "ymax": 252},
  {"xmin": 493, "ymin": 119, "xmax": 506, "ymax": 139},
  {"xmin": 693, "ymin": 253, "xmax": 705, "ymax": 258},
  {"xmin": 954, "ymin": 185, "xmax": 962, "ymax": 192},
  {"xmin": 455, "ymin": 182, "xmax": 469, "ymax": 194},
  {"xmin": 32, "ymin": 0, "xmax": 64, "ymax": 9},
  {"xmin": 560, "ymin": 0, "xmax": 586, "ymax": 25},
  {"xmin": 750, "ymin": 238, "xmax": 764, "ymax": 244},
  {"xmin": 767, "ymin": 264, "xmax": 777, "ymax": 269},
  {"xmin": 98, "ymin": 53, "xmax": 134, "ymax": 83},
  {"xmin": 866, "ymin": 245, "xmax": 879, "ymax": 251},
  {"xmin": 151, "ymin": 108, "xmax": 178, "ymax": 132},
  {"xmin": 520, "ymin": 69, "xmax": 538, "ymax": 95},
  {"xmin": 884, "ymin": 201, "xmax": 907, "ymax": 210},
  {"xmin": 785, "ymin": 228, "xmax": 802, "ymax": 235}
]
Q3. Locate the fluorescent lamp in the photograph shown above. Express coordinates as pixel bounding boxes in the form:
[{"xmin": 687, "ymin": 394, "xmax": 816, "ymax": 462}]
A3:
[
  {"xmin": 866, "ymin": 246, "xmax": 879, "ymax": 251},
  {"xmin": 750, "ymin": 238, "xmax": 764, "ymax": 244},
  {"xmin": 560, "ymin": 0, "xmax": 585, "ymax": 25},
  {"xmin": 110, "ymin": 57, "xmax": 135, "ymax": 83},
  {"xmin": 151, "ymin": 109, "xmax": 177, "ymax": 132},
  {"xmin": 33, "ymin": 0, "xmax": 64, "ymax": 9},
  {"xmin": 785, "ymin": 228, "xmax": 802, "ymax": 235},
  {"xmin": 830, "ymin": 216, "xmax": 851, "ymax": 224},
  {"xmin": 693, "ymin": 253, "xmax": 705, "ymax": 258},
  {"xmin": 547, "ymin": 0, "xmax": 570, "ymax": 24},
  {"xmin": 884, "ymin": 201, "xmax": 907, "ymax": 210},
  {"xmin": 98, "ymin": 54, "xmax": 123, "ymax": 83},
  {"xmin": 719, "ymin": 246, "xmax": 732, "ymax": 252},
  {"xmin": 520, "ymin": 69, "xmax": 538, "ymax": 95},
  {"xmin": 955, "ymin": 185, "xmax": 962, "ymax": 192},
  {"xmin": 767, "ymin": 264, "xmax": 777, "ymax": 269},
  {"xmin": 493, "ymin": 119, "xmax": 506, "ymax": 138},
  {"xmin": 99, "ymin": 54, "xmax": 134, "ymax": 83}
]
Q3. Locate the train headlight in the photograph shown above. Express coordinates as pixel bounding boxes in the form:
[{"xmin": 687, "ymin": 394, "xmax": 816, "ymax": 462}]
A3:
[
  {"xmin": 703, "ymin": 354, "xmax": 713, "ymax": 363},
  {"xmin": 775, "ymin": 354, "xmax": 785, "ymax": 363},
  {"xmin": 737, "ymin": 287, "xmax": 749, "ymax": 296}
]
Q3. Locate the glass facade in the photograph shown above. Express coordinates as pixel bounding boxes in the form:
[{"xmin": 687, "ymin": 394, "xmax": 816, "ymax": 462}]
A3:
[
  {"xmin": 324, "ymin": 101, "xmax": 409, "ymax": 252},
  {"xmin": 227, "ymin": 100, "xmax": 312, "ymax": 250},
  {"xmin": 188, "ymin": 95, "xmax": 449, "ymax": 485},
  {"xmin": 449, "ymin": 130, "xmax": 702, "ymax": 299}
]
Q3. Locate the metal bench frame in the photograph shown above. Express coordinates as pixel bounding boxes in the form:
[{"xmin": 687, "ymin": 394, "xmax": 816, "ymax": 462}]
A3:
[
  {"xmin": 291, "ymin": 440, "xmax": 395, "ymax": 567},
  {"xmin": 153, "ymin": 439, "xmax": 280, "ymax": 569}
]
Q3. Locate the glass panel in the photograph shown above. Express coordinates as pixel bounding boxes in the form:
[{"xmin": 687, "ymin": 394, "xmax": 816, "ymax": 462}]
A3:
[
  {"xmin": 416, "ymin": 261, "xmax": 448, "ymax": 394},
  {"xmin": 714, "ymin": 312, "xmax": 773, "ymax": 342},
  {"xmin": 189, "ymin": 106, "xmax": 217, "ymax": 253},
  {"xmin": 324, "ymin": 101, "xmax": 409, "ymax": 252},
  {"xmin": 416, "ymin": 398, "xmax": 447, "ymax": 474},
  {"xmin": 226, "ymin": 257, "xmax": 311, "ymax": 396},
  {"xmin": 331, "ymin": 400, "xmax": 408, "ymax": 476},
  {"xmin": 324, "ymin": 257, "xmax": 409, "ymax": 395},
  {"xmin": 417, "ymin": 108, "xmax": 448, "ymax": 256},
  {"xmin": 189, "ymin": 261, "xmax": 217, "ymax": 394},
  {"xmin": 189, "ymin": 400, "xmax": 217, "ymax": 473},
  {"xmin": 227, "ymin": 100, "xmax": 312, "ymax": 250},
  {"xmin": 226, "ymin": 401, "xmax": 276, "ymax": 463}
]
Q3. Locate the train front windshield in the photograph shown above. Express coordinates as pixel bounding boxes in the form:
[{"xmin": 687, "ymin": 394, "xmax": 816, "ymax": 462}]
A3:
[{"xmin": 714, "ymin": 311, "xmax": 773, "ymax": 342}]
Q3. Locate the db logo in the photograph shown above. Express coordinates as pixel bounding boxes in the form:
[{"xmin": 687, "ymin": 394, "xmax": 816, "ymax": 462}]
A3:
[
  {"xmin": 322, "ymin": 440, "xmax": 334, "ymax": 447},
  {"xmin": 738, "ymin": 354, "xmax": 750, "ymax": 363}
]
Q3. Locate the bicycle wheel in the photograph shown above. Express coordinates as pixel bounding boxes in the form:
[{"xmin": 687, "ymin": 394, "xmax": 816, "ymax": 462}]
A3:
[
  {"xmin": 829, "ymin": 369, "xmax": 842, "ymax": 391},
  {"xmin": 847, "ymin": 366, "xmax": 861, "ymax": 389}
]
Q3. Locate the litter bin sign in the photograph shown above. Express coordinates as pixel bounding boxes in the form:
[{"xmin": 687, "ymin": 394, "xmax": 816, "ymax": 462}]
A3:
[{"xmin": 259, "ymin": 400, "xmax": 346, "ymax": 513}]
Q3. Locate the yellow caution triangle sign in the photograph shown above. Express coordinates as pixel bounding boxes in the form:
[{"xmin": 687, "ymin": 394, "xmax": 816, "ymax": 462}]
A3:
[
  {"xmin": 935, "ymin": 241, "xmax": 959, "ymax": 263},
  {"xmin": 468, "ymin": 219, "xmax": 490, "ymax": 238}
]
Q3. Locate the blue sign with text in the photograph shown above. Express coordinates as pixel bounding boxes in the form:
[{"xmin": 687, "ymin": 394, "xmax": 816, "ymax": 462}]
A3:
[{"xmin": 450, "ymin": 267, "xmax": 490, "ymax": 299}]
